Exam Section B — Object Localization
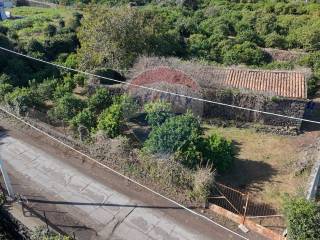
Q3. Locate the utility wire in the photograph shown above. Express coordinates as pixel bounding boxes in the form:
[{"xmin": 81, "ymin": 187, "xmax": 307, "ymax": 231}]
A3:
[
  {"xmin": 0, "ymin": 106, "xmax": 249, "ymax": 240},
  {"xmin": 0, "ymin": 46, "xmax": 319, "ymax": 125}
]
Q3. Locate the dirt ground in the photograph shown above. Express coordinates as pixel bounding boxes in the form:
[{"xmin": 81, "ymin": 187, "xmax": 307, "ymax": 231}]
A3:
[{"xmin": 205, "ymin": 124, "xmax": 320, "ymax": 210}]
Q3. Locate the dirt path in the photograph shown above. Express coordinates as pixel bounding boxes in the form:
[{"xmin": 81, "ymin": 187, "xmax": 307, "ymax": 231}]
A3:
[{"xmin": 0, "ymin": 119, "xmax": 267, "ymax": 240}]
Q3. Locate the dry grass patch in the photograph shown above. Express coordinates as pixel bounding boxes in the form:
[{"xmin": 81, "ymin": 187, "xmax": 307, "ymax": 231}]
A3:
[{"xmin": 205, "ymin": 124, "xmax": 318, "ymax": 210}]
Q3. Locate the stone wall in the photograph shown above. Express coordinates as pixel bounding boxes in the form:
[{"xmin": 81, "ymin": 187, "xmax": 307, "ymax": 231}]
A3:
[{"xmin": 202, "ymin": 88, "xmax": 307, "ymax": 131}]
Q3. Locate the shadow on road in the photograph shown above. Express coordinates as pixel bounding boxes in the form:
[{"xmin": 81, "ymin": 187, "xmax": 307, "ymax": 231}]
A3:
[{"xmin": 26, "ymin": 198, "xmax": 189, "ymax": 210}]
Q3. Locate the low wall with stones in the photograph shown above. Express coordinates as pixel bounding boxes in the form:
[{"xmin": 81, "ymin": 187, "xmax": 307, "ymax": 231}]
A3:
[{"xmin": 202, "ymin": 88, "xmax": 307, "ymax": 132}]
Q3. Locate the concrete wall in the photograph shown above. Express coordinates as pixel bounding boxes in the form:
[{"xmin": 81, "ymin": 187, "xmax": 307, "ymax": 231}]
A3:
[{"xmin": 306, "ymin": 159, "xmax": 320, "ymax": 200}]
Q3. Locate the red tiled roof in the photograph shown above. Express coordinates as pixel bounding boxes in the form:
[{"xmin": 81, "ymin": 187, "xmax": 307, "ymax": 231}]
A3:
[{"xmin": 225, "ymin": 69, "xmax": 306, "ymax": 99}]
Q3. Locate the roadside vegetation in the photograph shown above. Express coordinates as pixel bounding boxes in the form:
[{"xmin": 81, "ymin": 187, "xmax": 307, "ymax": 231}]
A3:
[
  {"xmin": 283, "ymin": 196, "xmax": 320, "ymax": 240},
  {"xmin": 0, "ymin": 1, "xmax": 320, "ymax": 237}
]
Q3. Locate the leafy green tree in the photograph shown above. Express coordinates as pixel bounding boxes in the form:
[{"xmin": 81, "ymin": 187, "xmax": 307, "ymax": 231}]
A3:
[
  {"xmin": 87, "ymin": 88, "xmax": 112, "ymax": 113},
  {"xmin": 255, "ymin": 13, "xmax": 278, "ymax": 36},
  {"xmin": 223, "ymin": 41, "xmax": 269, "ymax": 66},
  {"xmin": 50, "ymin": 94, "xmax": 86, "ymax": 121},
  {"xmin": 144, "ymin": 100, "xmax": 174, "ymax": 127},
  {"xmin": 77, "ymin": 6, "xmax": 151, "ymax": 70},
  {"xmin": 284, "ymin": 197, "xmax": 320, "ymax": 240}
]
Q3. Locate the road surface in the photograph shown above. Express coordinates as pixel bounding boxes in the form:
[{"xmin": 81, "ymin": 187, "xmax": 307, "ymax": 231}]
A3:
[{"xmin": 0, "ymin": 125, "xmax": 263, "ymax": 240}]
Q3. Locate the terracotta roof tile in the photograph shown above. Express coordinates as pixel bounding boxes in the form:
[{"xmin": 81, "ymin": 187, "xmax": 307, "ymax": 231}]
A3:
[{"xmin": 224, "ymin": 69, "xmax": 307, "ymax": 99}]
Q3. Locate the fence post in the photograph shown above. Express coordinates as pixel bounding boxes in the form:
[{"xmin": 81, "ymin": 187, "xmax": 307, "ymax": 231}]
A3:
[
  {"xmin": 43, "ymin": 211, "xmax": 49, "ymax": 232},
  {"xmin": 242, "ymin": 194, "xmax": 249, "ymax": 224}
]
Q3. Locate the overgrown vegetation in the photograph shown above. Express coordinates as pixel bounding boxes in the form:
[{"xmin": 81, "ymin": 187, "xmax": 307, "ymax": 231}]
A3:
[
  {"xmin": 0, "ymin": 2, "xmax": 319, "ymax": 235},
  {"xmin": 284, "ymin": 197, "xmax": 320, "ymax": 240}
]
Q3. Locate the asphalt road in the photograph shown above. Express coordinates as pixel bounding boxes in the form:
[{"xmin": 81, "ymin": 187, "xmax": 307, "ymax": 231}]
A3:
[{"xmin": 0, "ymin": 127, "xmax": 259, "ymax": 240}]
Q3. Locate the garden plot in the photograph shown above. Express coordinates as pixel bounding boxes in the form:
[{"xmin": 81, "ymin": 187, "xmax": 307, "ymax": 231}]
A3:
[{"xmin": 205, "ymin": 125, "xmax": 319, "ymax": 210}]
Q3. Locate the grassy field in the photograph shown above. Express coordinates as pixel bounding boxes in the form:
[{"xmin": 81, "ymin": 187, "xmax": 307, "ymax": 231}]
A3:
[
  {"xmin": 1, "ymin": 7, "xmax": 74, "ymax": 43},
  {"xmin": 205, "ymin": 124, "xmax": 318, "ymax": 210}
]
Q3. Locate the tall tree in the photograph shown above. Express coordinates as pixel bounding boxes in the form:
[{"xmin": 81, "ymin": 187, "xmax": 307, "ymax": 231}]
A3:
[{"xmin": 77, "ymin": 6, "xmax": 151, "ymax": 71}]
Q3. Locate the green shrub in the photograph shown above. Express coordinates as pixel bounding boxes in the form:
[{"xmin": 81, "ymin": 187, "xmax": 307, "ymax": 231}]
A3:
[
  {"xmin": 74, "ymin": 74, "xmax": 86, "ymax": 87},
  {"xmin": 0, "ymin": 25, "xmax": 8, "ymax": 35},
  {"xmin": 87, "ymin": 88, "xmax": 112, "ymax": 113},
  {"xmin": 97, "ymin": 103, "xmax": 123, "ymax": 138},
  {"xmin": 64, "ymin": 53, "xmax": 78, "ymax": 68},
  {"xmin": 25, "ymin": 39, "xmax": 44, "ymax": 54},
  {"xmin": 144, "ymin": 111, "xmax": 202, "ymax": 155},
  {"xmin": 4, "ymin": 88, "xmax": 42, "ymax": 114},
  {"xmin": 0, "ymin": 83, "xmax": 13, "ymax": 101},
  {"xmin": 45, "ymin": 24, "xmax": 57, "ymax": 37},
  {"xmin": 44, "ymin": 33, "xmax": 78, "ymax": 60},
  {"xmin": 36, "ymin": 79, "xmax": 58, "ymax": 101},
  {"xmin": 307, "ymin": 76, "xmax": 318, "ymax": 97},
  {"xmin": 70, "ymin": 108, "xmax": 96, "ymax": 131},
  {"xmin": 50, "ymin": 94, "xmax": 86, "ymax": 121},
  {"xmin": 53, "ymin": 75, "xmax": 76, "ymax": 99},
  {"xmin": 144, "ymin": 100, "xmax": 174, "ymax": 127},
  {"xmin": 264, "ymin": 32, "xmax": 287, "ymax": 49},
  {"xmin": 199, "ymin": 133, "xmax": 234, "ymax": 173},
  {"xmin": 0, "ymin": 74, "xmax": 12, "ymax": 84},
  {"xmin": 283, "ymin": 197, "xmax": 320, "ymax": 240},
  {"xmin": 91, "ymin": 68, "xmax": 125, "ymax": 85}
]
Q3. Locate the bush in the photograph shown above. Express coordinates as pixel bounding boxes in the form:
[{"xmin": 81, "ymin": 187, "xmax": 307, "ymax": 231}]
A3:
[
  {"xmin": 192, "ymin": 168, "xmax": 215, "ymax": 202},
  {"xmin": 0, "ymin": 25, "xmax": 8, "ymax": 35},
  {"xmin": 53, "ymin": 75, "xmax": 76, "ymax": 99},
  {"xmin": 0, "ymin": 83, "xmax": 13, "ymax": 101},
  {"xmin": 91, "ymin": 68, "xmax": 125, "ymax": 85},
  {"xmin": 264, "ymin": 32, "xmax": 287, "ymax": 49},
  {"xmin": 70, "ymin": 108, "xmax": 96, "ymax": 131},
  {"xmin": 144, "ymin": 111, "xmax": 202, "ymax": 155},
  {"xmin": 64, "ymin": 53, "xmax": 78, "ymax": 68},
  {"xmin": 199, "ymin": 133, "xmax": 234, "ymax": 173},
  {"xmin": 97, "ymin": 103, "xmax": 123, "ymax": 138},
  {"xmin": 283, "ymin": 197, "xmax": 320, "ymax": 240},
  {"xmin": 307, "ymin": 76, "xmax": 318, "ymax": 97},
  {"xmin": 138, "ymin": 152, "xmax": 194, "ymax": 190},
  {"xmin": 0, "ymin": 74, "xmax": 12, "ymax": 84},
  {"xmin": 144, "ymin": 100, "xmax": 174, "ymax": 127},
  {"xmin": 4, "ymin": 88, "xmax": 42, "ymax": 114},
  {"xmin": 36, "ymin": 79, "xmax": 57, "ymax": 101},
  {"xmin": 50, "ymin": 94, "xmax": 86, "ymax": 121},
  {"xmin": 45, "ymin": 24, "xmax": 57, "ymax": 37},
  {"xmin": 87, "ymin": 88, "xmax": 112, "ymax": 113},
  {"xmin": 25, "ymin": 39, "xmax": 44, "ymax": 54},
  {"xmin": 44, "ymin": 33, "xmax": 78, "ymax": 60}
]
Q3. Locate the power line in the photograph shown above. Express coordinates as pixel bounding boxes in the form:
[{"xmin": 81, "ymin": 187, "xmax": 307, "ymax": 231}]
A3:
[
  {"xmin": 0, "ymin": 46, "xmax": 319, "ymax": 125},
  {"xmin": 0, "ymin": 106, "xmax": 249, "ymax": 240}
]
